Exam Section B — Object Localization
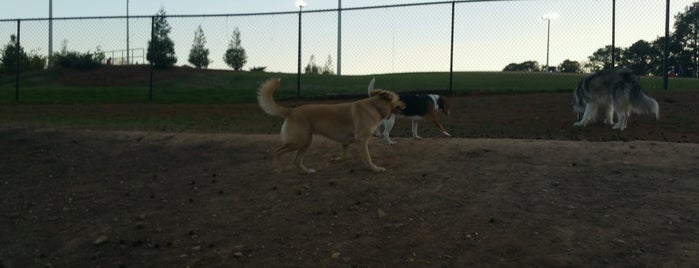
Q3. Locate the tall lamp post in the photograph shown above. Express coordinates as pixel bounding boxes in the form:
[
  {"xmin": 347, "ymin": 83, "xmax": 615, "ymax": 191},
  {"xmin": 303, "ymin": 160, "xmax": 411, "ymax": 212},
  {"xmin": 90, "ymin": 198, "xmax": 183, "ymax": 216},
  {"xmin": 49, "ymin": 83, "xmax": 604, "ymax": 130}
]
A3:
[
  {"xmin": 49, "ymin": 0, "xmax": 53, "ymax": 67},
  {"xmin": 295, "ymin": 0, "xmax": 307, "ymax": 96},
  {"xmin": 542, "ymin": 12, "xmax": 558, "ymax": 72},
  {"xmin": 127, "ymin": 0, "xmax": 130, "ymax": 65}
]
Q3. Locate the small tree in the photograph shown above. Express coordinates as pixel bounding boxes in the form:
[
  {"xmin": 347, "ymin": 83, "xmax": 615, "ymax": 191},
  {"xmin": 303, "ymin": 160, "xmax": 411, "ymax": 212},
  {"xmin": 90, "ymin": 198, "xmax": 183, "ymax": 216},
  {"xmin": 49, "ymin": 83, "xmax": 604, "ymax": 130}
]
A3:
[
  {"xmin": 147, "ymin": 7, "xmax": 177, "ymax": 69},
  {"xmin": 0, "ymin": 35, "xmax": 28, "ymax": 74},
  {"xmin": 584, "ymin": 45, "xmax": 622, "ymax": 72},
  {"xmin": 304, "ymin": 54, "xmax": 320, "ymax": 74},
  {"xmin": 188, "ymin": 25, "xmax": 211, "ymax": 69},
  {"xmin": 322, "ymin": 54, "xmax": 334, "ymax": 75},
  {"xmin": 558, "ymin": 59, "xmax": 581, "ymax": 73},
  {"xmin": 502, "ymin": 60, "xmax": 541, "ymax": 72},
  {"xmin": 223, "ymin": 27, "xmax": 247, "ymax": 71}
]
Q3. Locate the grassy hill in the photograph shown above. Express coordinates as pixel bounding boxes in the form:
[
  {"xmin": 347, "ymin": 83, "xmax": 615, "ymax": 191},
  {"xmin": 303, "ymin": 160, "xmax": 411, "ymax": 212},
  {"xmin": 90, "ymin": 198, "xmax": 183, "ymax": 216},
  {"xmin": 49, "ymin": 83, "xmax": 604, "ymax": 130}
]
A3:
[{"xmin": 1, "ymin": 66, "xmax": 697, "ymax": 104}]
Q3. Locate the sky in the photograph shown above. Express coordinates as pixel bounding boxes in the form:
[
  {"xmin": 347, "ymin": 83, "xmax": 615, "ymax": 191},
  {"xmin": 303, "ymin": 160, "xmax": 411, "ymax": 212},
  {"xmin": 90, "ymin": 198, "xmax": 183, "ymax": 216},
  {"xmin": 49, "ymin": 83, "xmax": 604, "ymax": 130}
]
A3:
[{"xmin": 1, "ymin": 0, "xmax": 697, "ymax": 74}]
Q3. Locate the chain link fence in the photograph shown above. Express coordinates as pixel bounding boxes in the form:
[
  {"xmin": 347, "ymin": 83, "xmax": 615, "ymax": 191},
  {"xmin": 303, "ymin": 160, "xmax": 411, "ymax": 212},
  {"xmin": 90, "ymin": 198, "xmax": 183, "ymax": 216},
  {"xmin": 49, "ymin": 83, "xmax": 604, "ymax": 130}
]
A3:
[{"xmin": 0, "ymin": 0, "xmax": 696, "ymax": 101}]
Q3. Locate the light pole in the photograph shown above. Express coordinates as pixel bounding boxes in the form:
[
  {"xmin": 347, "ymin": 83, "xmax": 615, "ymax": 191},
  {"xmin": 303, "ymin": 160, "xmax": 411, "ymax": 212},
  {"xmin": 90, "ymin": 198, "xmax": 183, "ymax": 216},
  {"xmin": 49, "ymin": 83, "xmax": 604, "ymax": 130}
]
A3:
[
  {"xmin": 542, "ymin": 12, "xmax": 558, "ymax": 72},
  {"xmin": 337, "ymin": 0, "xmax": 341, "ymax": 76},
  {"xmin": 49, "ymin": 0, "xmax": 53, "ymax": 67},
  {"xmin": 295, "ymin": 0, "xmax": 307, "ymax": 96},
  {"xmin": 127, "ymin": 0, "xmax": 130, "ymax": 65}
]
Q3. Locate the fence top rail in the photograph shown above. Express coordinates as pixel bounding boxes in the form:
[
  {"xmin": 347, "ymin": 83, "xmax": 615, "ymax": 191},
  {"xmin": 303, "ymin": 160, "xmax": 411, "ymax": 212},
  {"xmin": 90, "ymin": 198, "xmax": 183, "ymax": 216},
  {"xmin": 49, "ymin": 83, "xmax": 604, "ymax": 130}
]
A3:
[{"xmin": 0, "ymin": 0, "xmax": 523, "ymax": 22}]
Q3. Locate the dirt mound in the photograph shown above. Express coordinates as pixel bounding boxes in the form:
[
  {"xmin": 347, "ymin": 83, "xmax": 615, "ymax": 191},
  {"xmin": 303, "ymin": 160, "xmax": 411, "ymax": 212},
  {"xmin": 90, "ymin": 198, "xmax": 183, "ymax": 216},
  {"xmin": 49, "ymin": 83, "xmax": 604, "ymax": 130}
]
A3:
[{"xmin": 2, "ymin": 127, "xmax": 698, "ymax": 267}]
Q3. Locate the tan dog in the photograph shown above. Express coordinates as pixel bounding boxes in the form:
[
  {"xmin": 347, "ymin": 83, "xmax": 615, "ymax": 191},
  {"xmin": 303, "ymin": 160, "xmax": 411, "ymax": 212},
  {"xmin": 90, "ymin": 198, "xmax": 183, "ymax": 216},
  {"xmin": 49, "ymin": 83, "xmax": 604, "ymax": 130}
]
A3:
[{"xmin": 257, "ymin": 78, "xmax": 405, "ymax": 174}]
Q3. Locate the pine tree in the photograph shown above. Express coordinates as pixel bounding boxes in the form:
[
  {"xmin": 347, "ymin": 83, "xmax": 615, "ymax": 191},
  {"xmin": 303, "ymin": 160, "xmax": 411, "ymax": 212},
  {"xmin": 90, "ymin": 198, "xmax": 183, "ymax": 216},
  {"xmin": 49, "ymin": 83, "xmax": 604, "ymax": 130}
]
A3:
[
  {"xmin": 147, "ymin": 7, "xmax": 177, "ymax": 69},
  {"xmin": 0, "ymin": 35, "xmax": 30, "ymax": 74},
  {"xmin": 188, "ymin": 25, "xmax": 211, "ymax": 69},
  {"xmin": 223, "ymin": 27, "xmax": 247, "ymax": 71}
]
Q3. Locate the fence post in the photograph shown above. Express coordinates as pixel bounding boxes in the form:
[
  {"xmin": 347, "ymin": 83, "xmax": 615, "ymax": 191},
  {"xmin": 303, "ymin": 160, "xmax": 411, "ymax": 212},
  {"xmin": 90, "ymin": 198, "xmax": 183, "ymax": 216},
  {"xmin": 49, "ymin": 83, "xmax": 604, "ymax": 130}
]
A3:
[
  {"xmin": 663, "ymin": 0, "xmax": 670, "ymax": 90},
  {"xmin": 149, "ymin": 16, "xmax": 154, "ymax": 101},
  {"xmin": 16, "ymin": 19, "xmax": 20, "ymax": 103},
  {"xmin": 449, "ymin": 1, "xmax": 455, "ymax": 94},
  {"xmin": 297, "ymin": 7, "xmax": 303, "ymax": 97},
  {"xmin": 611, "ymin": 0, "xmax": 616, "ymax": 67}
]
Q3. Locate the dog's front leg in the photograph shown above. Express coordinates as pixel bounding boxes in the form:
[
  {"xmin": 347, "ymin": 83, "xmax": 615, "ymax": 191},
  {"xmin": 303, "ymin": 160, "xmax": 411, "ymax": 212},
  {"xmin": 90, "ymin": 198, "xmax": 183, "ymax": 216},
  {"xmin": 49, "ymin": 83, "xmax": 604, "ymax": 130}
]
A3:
[
  {"xmin": 357, "ymin": 139, "xmax": 385, "ymax": 172},
  {"xmin": 603, "ymin": 106, "xmax": 615, "ymax": 125},
  {"xmin": 383, "ymin": 115, "xmax": 398, "ymax": 144},
  {"xmin": 574, "ymin": 105, "xmax": 595, "ymax": 126},
  {"xmin": 411, "ymin": 120, "xmax": 422, "ymax": 139}
]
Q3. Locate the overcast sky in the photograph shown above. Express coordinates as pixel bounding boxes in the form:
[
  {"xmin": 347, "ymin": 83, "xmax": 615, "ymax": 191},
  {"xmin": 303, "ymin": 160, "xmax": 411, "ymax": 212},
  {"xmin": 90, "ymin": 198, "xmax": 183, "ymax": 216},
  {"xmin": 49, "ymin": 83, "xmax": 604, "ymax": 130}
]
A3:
[{"xmin": 1, "ymin": 1, "xmax": 696, "ymax": 74}]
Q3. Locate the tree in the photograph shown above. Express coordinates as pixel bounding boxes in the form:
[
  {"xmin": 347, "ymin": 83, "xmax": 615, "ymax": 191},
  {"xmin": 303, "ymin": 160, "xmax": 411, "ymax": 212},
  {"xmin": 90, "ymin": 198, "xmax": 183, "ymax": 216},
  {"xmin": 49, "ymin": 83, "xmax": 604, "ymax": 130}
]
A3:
[
  {"xmin": 558, "ymin": 59, "xmax": 581, "ymax": 73},
  {"xmin": 188, "ymin": 25, "xmax": 211, "ymax": 69},
  {"xmin": 621, "ymin": 40, "xmax": 658, "ymax": 75},
  {"xmin": 1, "ymin": 35, "xmax": 27, "ymax": 74},
  {"xmin": 0, "ymin": 34, "xmax": 32, "ymax": 74},
  {"xmin": 304, "ymin": 54, "xmax": 320, "ymax": 74},
  {"xmin": 322, "ymin": 54, "xmax": 334, "ymax": 75},
  {"xmin": 147, "ymin": 7, "xmax": 177, "ymax": 69},
  {"xmin": 673, "ymin": 2, "xmax": 699, "ymax": 77},
  {"xmin": 584, "ymin": 45, "xmax": 622, "ymax": 72},
  {"xmin": 502, "ymin": 60, "xmax": 540, "ymax": 72},
  {"xmin": 223, "ymin": 27, "xmax": 247, "ymax": 71}
]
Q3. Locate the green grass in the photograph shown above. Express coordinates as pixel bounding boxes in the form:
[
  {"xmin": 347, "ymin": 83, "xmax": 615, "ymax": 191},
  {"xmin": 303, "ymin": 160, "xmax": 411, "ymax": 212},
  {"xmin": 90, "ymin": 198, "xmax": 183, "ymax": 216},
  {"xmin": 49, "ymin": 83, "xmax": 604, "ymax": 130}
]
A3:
[{"xmin": 1, "ymin": 68, "xmax": 698, "ymax": 104}]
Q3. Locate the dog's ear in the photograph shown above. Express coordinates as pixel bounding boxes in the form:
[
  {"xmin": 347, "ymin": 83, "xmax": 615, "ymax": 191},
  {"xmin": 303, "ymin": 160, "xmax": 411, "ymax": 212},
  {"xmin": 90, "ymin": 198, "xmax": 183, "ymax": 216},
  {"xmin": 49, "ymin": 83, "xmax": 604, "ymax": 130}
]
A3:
[{"xmin": 373, "ymin": 90, "xmax": 395, "ymax": 101}]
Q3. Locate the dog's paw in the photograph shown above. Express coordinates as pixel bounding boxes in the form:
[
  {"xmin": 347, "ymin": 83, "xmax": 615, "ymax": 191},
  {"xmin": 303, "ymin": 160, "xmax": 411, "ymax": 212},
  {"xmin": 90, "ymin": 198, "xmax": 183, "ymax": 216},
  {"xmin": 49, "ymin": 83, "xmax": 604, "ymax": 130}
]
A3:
[
  {"xmin": 573, "ymin": 121, "xmax": 585, "ymax": 127},
  {"xmin": 443, "ymin": 131, "xmax": 452, "ymax": 137},
  {"xmin": 303, "ymin": 169, "xmax": 317, "ymax": 174},
  {"xmin": 387, "ymin": 140, "xmax": 397, "ymax": 145},
  {"xmin": 371, "ymin": 166, "xmax": 386, "ymax": 173}
]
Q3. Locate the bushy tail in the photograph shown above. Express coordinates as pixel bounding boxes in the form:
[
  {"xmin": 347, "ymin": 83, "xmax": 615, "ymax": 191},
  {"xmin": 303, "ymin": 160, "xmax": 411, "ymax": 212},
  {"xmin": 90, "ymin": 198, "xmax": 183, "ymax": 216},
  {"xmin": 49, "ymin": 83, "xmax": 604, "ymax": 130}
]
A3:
[
  {"xmin": 632, "ymin": 93, "xmax": 660, "ymax": 120},
  {"xmin": 626, "ymin": 73, "xmax": 660, "ymax": 119},
  {"xmin": 257, "ymin": 78, "xmax": 292, "ymax": 117}
]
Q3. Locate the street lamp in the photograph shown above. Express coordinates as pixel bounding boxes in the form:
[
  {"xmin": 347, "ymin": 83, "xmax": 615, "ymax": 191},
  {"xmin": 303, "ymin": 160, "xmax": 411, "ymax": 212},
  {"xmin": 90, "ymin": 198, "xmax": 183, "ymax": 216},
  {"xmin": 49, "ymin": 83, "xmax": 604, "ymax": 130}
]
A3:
[
  {"xmin": 542, "ymin": 12, "xmax": 558, "ymax": 72},
  {"xmin": 295, "ymin": 0, "xmax": 307, "ymax": 96}
]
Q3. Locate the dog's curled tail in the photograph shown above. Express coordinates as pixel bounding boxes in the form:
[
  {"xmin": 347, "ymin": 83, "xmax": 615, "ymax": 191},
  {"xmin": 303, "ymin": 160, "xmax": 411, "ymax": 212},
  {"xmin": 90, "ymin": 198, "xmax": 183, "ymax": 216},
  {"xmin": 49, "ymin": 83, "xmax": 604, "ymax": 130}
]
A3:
[
  {"xmin": 257, "ymin": 78, "xmax": 292, "ymax": 117},
  {"xmin": 367, "ymin": 78, "xmax": 376, "ymax": 97}
]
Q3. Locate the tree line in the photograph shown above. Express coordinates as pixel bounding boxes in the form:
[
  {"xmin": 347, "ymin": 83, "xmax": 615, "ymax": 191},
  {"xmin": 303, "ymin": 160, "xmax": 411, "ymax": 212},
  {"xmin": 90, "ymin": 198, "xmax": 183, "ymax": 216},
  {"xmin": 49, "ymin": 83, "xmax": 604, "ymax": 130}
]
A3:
[
  {"xmin": 504, "ymin": 2, "xmax": 699, "ymax": 77},
  {"xmin": 3, "ymin": 4, "xmax": 699, "ymax": 76}
]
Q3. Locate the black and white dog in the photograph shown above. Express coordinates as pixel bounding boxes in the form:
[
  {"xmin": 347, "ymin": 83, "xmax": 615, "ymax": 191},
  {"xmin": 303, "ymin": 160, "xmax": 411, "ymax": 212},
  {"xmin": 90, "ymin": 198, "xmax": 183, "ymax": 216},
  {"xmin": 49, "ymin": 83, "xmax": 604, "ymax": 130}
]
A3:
[{"xmin": 368, "ymin": 79, "xmax": 451, "ymax": 144}]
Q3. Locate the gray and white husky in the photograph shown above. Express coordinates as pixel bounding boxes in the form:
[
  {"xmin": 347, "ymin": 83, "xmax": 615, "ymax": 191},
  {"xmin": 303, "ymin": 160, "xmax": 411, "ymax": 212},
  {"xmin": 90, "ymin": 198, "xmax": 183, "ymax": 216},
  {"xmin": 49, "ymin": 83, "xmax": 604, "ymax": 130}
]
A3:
[{"xmin": 573, "ymin": 68, "xmax": 659, "ymax": 130}]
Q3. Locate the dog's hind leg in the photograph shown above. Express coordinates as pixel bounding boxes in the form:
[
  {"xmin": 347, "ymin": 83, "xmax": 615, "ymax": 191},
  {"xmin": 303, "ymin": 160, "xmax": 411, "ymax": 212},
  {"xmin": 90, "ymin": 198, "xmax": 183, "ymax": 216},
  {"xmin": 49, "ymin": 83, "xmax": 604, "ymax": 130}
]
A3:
[
  {"xmin": 293, "ymin": 147, "xmax": 316, "ymax": 174},
  {"xmin": 274, "ymin": 143, "xmax": 298, "ymax": 173},
  {"xmin": 430, "ymin": 113, "xmax": 451, "ymax": 137}
]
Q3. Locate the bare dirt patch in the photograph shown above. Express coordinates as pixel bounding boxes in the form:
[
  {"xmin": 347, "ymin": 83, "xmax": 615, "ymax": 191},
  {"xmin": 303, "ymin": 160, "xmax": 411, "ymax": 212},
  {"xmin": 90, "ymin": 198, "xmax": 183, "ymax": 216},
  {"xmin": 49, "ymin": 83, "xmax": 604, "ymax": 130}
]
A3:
[{"xmin": 2, "ymin": 89, "xmax": 699, "ymax": 267}]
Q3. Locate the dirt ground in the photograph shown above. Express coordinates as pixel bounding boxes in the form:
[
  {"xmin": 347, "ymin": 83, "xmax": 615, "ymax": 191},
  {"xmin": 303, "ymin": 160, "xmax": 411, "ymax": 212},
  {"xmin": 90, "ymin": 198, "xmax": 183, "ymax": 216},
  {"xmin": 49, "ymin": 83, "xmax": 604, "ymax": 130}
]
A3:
[{"xmin": 2, "ymin": 89, "xmax": 699, "ymax": 267}]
